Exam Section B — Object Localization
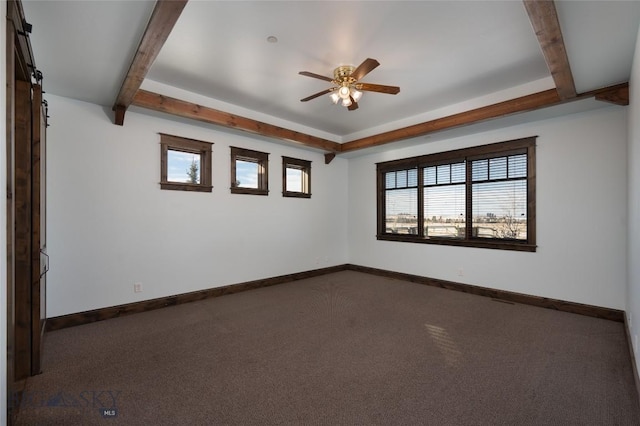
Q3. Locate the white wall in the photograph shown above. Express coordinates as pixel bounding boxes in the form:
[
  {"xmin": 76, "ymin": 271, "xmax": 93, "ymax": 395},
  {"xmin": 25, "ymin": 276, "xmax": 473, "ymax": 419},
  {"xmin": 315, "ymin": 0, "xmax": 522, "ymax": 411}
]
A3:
[
  {"xmin": 348, "ymin": 106, "xmax": 628, "ymax": 310},
  {"xmin": 46, "ymin": 80, "xmax": 633, "ymax": 319},
  {"xmin": 46, "ymin": 95, "xmax": 349, "ymax": 317},
  {"xmin": 627, "ymin": 25, "xmax": 640, "ymax": 366}
]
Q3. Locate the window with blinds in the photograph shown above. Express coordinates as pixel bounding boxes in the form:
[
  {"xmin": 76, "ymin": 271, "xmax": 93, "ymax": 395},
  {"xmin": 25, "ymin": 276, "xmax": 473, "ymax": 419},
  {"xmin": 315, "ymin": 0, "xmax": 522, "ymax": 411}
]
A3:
[
  {"xmin": 471, "ymin": 154, "xmax": 527, "ymax": 240},
  {"xmin": 384, "ymin": 168, "xmax": 418, "ymax": 235},
  {"xmin": 424, "ymin": 162, "xmax": 466, "ymax": 239},
  {"xmin": 376, "ymin": 137, "xmax": 536, "ymax": 252}
]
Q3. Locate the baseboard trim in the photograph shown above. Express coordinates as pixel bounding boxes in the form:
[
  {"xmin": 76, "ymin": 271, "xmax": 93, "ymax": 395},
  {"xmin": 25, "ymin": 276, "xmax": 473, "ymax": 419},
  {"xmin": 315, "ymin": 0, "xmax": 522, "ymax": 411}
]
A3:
[
  {"xmin": 345, "ymin": 264, "xmax": 625, "ymax": 322},
  {"xmin": 624, "ymin": 313, "xmax": 640, "ymax": 407},
  {"xmin": 47, "ymin": 263, "xmax": 624, "ymax": 332},
  {"xmin": 46, "ymin": 264, "xmax": 350, "ymax": 331}
]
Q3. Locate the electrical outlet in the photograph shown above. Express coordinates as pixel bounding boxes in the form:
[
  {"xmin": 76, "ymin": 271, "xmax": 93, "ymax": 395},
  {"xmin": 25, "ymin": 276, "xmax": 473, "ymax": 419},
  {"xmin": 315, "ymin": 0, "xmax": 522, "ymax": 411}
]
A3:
[
  {"xmin": 134, "ymin": 282, "xmax": 143, "ymax": 293},
  {"xmin": 457, "ymin": 268, "xmax": 464, "ymax": 277}
]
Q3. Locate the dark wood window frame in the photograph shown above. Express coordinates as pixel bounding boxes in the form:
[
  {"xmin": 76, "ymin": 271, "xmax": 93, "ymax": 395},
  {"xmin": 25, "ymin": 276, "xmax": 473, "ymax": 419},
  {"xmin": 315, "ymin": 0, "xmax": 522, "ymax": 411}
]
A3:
[
  {"xmin": 230, "ymin": 146, "xmax": 269, "ymax": 195},
  {"xmin": 160, "ymin": 133, "xmax": 213, "ymax": 192},
  {"xmin": 376, "ymin": 137, "xmax": 537, "ymax": 252},
  {"xmin": 282, "ymin": 156, "xmax": 311, "ymax": 198}
]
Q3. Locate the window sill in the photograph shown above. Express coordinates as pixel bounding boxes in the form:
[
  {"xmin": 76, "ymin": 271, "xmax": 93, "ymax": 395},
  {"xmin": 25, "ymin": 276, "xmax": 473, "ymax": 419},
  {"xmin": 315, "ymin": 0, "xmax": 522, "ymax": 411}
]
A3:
[
  {"xmin": 283, "ymin": 191, "xmax": 311, "ymax": 198},
  {"xmin": 230, "ymin": 187, "xmax": 269, "ymax": 196},
  {"xmin": 376, "ymin": 234, "xmax": 536, "ymax": 252},
  {"xmin": 160, "ymin": 182, "xmax": 212, "ymax": 192}
]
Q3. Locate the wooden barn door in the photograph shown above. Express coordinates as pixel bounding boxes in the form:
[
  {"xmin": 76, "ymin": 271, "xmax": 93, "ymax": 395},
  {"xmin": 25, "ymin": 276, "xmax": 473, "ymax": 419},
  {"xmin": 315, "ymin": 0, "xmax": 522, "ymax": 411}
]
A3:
[
  {"xmin": 30, "ymin": 83, "xmax": 47, "ymax": 375},
  {"xmin": 12, "ymin": 55, "xmax": 47, "ymax": 381},
  {"xmin": 6, "ymin": 1, "xmax": 48, "ymax": 422}
]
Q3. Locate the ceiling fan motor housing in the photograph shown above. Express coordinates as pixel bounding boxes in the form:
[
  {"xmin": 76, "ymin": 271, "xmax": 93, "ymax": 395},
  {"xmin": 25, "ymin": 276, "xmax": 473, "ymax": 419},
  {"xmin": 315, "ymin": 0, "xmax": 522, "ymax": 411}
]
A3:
[{"xmin": 333, "ymin": 65, "xmax": 357, "ymax": 85}]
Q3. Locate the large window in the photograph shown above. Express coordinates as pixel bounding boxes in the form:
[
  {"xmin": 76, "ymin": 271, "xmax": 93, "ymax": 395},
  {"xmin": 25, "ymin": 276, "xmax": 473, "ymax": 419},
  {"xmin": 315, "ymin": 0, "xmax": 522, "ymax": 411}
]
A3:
[
  {"xmin": 230, "ymin": 147, "xmax": 269, "ymax": 195},
  {"xmin": 160, "ymin": 133, "xmax": 213, "ymax": 192},
  {"xmin": 377, "ymin": 137, "xmax": 536, "ymax": 251}
]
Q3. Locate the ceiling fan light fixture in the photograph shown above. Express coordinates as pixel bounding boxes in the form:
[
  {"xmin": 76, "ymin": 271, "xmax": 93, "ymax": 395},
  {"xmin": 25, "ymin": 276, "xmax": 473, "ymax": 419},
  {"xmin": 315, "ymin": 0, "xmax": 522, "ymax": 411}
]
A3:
[
  {"xmin": 338, "ymin": 85, "xmax": 351, "ymax": 99},
  {"xmin": 299, "ymin": 58, "xmax": 399, "ymax": 111}
]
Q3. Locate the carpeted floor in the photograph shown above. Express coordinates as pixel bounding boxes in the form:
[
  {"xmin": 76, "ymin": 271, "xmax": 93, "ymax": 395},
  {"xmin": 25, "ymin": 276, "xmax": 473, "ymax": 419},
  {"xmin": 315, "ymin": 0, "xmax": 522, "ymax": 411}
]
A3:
[{"xmin": 15, "ymin": 271, "xmax": 640, "ymax": 425}]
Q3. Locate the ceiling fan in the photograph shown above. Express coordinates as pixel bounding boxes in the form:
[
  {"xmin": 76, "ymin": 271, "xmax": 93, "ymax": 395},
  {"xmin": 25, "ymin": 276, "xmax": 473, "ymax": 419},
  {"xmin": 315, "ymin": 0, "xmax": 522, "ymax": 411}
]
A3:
[{"xmin": 299, "ymin": 58, "xmax": 400, "ymax": 111}]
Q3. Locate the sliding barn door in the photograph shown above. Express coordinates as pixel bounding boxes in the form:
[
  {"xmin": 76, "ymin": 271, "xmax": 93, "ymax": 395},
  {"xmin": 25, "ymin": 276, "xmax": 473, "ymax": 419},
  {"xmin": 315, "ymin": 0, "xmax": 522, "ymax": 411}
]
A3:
[
  {"xmin": 31, "ymin": 84, "xmax": 47, "ymax": 375},
  {"xmin": 14, "ymin": 79, "xmax": 33, "ymax": 380},
  {"xmin": 7, "ymin": 2, "xmax": 48, "ymax": 422},
  {"xmin": 13, "ymin": 81, "xmax": 47, "ymax": 379}
]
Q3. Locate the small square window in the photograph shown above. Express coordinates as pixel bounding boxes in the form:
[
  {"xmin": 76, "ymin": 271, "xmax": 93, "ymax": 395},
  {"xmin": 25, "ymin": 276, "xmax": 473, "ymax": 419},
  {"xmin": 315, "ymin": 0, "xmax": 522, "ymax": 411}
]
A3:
[
  {"xmin": 230, "ymin": 147, "xmax": 269, "ymax": 195},
  {"xmin": 168, "ymin": 150, "xmax": 201, "ymax": 183},
  {"xmin": 282, "ymin": 157, "xmax": 311, "ymax": 198},
  {"xmin": 160, "ymin": 133, "xmax": 212, "ymax": 192}
]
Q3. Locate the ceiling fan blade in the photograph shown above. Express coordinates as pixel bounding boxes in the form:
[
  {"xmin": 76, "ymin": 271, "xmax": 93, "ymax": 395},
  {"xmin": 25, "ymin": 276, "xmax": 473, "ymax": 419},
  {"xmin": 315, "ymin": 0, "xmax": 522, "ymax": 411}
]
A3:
[
  {"xmin": 299, "ymin": 71, "xmax": 334, "ymax": 82},
  {"xmin": 348, "ymin": 96, "xmax": 359, "ymax": 111},
  {"xmin": 350, "ymin": 58, "xmax": 380, "ymax": 81},
  {"xmin": 355, "ymin": 82, "xmax": 400, "ymax": 95},
  {"xmin": 300, "ymin": 88, "xmax": 334, "ymax": 102}
]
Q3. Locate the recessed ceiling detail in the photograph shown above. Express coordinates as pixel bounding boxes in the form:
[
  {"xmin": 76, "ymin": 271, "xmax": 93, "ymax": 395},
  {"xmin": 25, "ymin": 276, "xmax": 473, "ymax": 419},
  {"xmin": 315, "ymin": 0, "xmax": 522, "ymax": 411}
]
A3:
[{"xmin": 21, "ymin": 1, "xmax": 640, "ymax": 142}]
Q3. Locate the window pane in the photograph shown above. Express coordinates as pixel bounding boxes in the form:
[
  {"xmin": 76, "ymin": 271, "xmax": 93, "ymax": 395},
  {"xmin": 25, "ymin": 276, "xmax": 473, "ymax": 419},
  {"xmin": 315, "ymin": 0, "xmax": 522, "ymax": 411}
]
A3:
[
  {"xmin": 236, "ymin": 160, "xmax": 259, "ymax": 188},
  {"xmin": 472, "ymin": 159, "xmax": 488, "ymax": 181},
  {"xmin": 424, "ymin": 184, "xmax": 465, "ymax": 239},
  {"xmin": 385, "ymin": 172, "xmax": 396, "ymax": 189},
  {"xmin": 472, "ymin": 180, "xmax": 527, "ymax": 240},
  {"xmin": 168, "ymin": 150, "xmax": 200, "ymax": 183},
  {"xmin": 451, "ymin": 162, "xmax": 465, "ymax": 183},
  {"xmin": 286, "ymin": 167, "xmax": 303, "ymax": 192},
  {"xmin": 397, "ymin": 170, "xmax": 408, "ymax": 187},
  {"xmin": 436, "ymin": 165, "xmax": 450, "ymax": 184},
  {"xmin": 407, "ymin": 168, "xmax": 418, "ymax": 186},
  {"xmin": 508, "ymin": 154, "xmax": 527, "ymax": 178},
  {"xmin": 385, "ymin": 188, "xmax": 418, "ymax": 234},
  {"xmin": 489, "ymin": 157, "xmax": 507, "ymax": 180},
  {"xmin": 424, "ymin": 166, "xmax": 436, "ymax": 185}
]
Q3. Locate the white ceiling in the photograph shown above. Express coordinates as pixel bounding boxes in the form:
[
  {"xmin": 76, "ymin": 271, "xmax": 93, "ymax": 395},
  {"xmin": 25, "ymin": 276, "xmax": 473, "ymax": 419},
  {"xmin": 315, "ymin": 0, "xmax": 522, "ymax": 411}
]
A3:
[
  {"xmin": 22, "ymin": 0, "xmax": 156, "ymax": 107},
  {"xmin": 22, "ymin": 0, "xmax": 640, "ymax": 143}
]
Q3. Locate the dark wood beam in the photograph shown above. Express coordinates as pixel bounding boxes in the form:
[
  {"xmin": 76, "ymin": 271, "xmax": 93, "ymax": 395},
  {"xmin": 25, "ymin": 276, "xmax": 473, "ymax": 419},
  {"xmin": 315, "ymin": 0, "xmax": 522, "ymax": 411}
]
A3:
[
  {"xmin": 324, "ymin": 152, "xmax": 336, "ymax": 164},
  {"xmin": 132, "ymin": 90, "xmax": 342, "ymax": 152},
  {"xmin": 523, "ymin": 0, "xmax": 577, "ymax": 100},
  {"xmin": 341, "ymin": 89, "xmax": 561, "ymax": 152},
  {"xmin": 134, "ymin": 83, "xmax": 627, "ymax": 155},
  {"xmin": 339, "ymin": 82, "xmax": 628, "ymax": 153},
  {"xmin": 593, "ymin": 83, "xmax": 629, "ymax": 106},
  {"xmin": 114, "ymin": 105, "xmax": 126, "ymax": 126},
  {"xmin": 112, "ymin": 0, "xmax": 188, "ymax": 125}
]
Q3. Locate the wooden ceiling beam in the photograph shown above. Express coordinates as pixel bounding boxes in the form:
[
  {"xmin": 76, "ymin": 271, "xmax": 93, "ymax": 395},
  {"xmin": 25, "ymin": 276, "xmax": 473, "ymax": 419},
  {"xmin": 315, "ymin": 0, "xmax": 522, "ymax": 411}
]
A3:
[
  {"xmin": 592, "ymin": 83, "xmax": 629, "ymax": 106},
  {"xmin": 340, "ymin": 89, "xmax": 562, "ymax": 152},
  {"xmin": 132, "ymin": 90, "xmax": 342, "ymax": 152},
  {"xmin": 523, "ymin": 0, "xmax": 577, "ymax": 100},
  {"xmin": 324, "ymin": 153, "xmax": 336, "ymax": 164},
  {"xmin": 112, "ymin": 0, "xmax": 188, "ymax": 125},
  {"xmin": 340, "ymin": 82, "xmax": 628, "ymax": 153},
  {"xmin": 133, "ymin": 83, "xmax": 627, "ymax": 155}
]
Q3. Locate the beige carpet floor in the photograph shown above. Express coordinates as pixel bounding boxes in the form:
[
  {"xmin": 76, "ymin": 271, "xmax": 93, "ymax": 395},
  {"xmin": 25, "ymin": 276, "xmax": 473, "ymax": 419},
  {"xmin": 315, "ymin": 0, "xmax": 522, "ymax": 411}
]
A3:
[{"xmin": 15, "ymin": 270, "xmax": 640, "ymax": 425}]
